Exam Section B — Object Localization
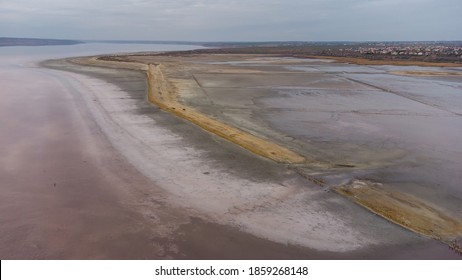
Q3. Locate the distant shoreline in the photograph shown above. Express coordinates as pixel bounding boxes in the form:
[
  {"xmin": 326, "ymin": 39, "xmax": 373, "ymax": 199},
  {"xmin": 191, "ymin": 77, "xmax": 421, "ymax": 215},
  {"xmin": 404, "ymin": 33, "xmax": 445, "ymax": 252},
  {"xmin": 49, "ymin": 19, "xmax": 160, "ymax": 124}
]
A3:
[
  {"xmin": 3, "ymin": 38, "xmax": 462, "ymax": 66},
  {"xmin": 0, "ymin": 37, "xmax": 83, "ymax": 47}
]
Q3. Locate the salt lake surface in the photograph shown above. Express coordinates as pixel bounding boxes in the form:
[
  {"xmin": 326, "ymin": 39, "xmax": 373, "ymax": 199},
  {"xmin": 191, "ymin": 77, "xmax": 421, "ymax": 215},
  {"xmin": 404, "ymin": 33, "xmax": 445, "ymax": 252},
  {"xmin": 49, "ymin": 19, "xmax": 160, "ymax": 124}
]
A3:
[{"xmin": 1, "ymin": 44, "xmax": 461, "ymax": 259}]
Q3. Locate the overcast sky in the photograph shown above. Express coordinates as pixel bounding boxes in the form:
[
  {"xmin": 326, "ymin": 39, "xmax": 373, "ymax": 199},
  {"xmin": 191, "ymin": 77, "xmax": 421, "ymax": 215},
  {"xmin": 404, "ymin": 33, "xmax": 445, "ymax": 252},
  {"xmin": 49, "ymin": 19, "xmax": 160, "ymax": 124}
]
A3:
[{"xmin": 1, "ymin": 0, "xmax": 461, "ymax": 41}]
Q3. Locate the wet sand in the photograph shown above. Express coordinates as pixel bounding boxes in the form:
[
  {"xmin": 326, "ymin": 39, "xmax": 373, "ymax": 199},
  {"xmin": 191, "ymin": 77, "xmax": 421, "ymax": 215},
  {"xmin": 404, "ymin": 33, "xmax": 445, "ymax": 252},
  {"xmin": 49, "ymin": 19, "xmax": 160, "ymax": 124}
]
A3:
[{"xmin": 2, "ymin": 48, "xmax": 461, "ymax": 259}]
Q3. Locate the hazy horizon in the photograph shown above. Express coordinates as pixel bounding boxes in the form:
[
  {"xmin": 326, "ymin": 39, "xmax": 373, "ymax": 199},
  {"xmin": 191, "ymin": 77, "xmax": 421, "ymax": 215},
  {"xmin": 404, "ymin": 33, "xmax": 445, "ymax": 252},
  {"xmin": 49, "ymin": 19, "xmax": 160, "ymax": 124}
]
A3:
[
  {"xmin": 3, "ymin": 37, "xmax": 462, "ymax": 44},
  {"xmin": 1, "ymin": 0, "xmax": 461, "ymax": 42}
]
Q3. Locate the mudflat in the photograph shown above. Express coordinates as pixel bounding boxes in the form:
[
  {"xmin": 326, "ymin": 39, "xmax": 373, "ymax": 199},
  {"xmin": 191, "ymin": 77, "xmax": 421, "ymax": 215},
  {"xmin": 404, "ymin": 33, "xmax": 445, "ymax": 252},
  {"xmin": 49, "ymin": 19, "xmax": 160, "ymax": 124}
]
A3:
[
  {"xmin": 3, "ymin": 50, "xmax": 461, "ymax": 259},
  {"xmin": 106, "ymin": 54, "xmax": 462, "ymax": 249}
]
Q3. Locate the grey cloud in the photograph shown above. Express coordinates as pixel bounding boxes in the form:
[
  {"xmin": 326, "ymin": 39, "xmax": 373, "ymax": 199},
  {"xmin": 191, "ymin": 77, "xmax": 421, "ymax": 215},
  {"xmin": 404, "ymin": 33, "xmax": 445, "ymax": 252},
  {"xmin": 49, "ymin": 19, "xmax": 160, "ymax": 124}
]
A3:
[{"xmin": 0, "ymin": 0, "xmax": 460, "ymax": 41}]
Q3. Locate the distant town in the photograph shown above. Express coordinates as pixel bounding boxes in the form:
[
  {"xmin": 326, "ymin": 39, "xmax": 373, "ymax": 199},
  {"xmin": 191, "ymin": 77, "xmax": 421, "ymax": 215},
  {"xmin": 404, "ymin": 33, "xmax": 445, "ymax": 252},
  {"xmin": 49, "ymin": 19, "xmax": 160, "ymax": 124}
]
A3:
[
  {"xmin": 354, "ymin": 45, "xmax": 462, "ymax": 57},
  {"xmin": 311, "ymin": 42, "xmax": 462, "ymax": 63}
]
